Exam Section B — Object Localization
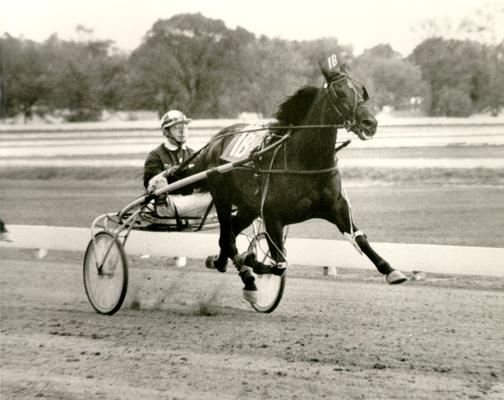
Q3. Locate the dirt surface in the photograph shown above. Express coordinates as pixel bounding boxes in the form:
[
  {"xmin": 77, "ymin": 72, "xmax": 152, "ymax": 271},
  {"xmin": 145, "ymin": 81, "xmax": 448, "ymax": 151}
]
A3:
[{"xmin": 1, "ymin": 248, "xmax": 503, "ymax": 400}]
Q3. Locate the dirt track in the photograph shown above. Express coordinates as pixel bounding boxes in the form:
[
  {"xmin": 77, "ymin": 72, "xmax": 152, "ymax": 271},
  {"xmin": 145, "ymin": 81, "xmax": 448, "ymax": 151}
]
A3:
[{"xmin": 1, "ymin": 248, "xmax": 503, "ymax": 400}]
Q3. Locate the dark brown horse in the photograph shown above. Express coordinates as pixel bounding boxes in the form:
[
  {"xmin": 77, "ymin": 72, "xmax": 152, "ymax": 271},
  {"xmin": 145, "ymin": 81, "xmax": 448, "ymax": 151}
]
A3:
[{"xmin": 190, "ymin": 61, "xmax": 407, "ymax": 302}]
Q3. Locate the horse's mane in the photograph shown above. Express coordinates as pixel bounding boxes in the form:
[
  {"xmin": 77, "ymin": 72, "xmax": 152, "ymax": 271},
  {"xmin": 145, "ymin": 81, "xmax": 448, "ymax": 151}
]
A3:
[{"xmin": 274, "ymin": 86, "xmax": 320, "ymax": 125}]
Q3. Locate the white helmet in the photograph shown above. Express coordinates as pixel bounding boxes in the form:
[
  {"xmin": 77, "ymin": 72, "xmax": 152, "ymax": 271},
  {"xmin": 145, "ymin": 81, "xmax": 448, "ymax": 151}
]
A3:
[{"xmin": 160, "ymin": 110, "xmax": 191, "ymax": 130}]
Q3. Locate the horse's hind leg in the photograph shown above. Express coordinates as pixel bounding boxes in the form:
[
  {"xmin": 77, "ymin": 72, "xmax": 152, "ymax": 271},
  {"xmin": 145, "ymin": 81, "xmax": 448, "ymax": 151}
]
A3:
[
  {"xmin": 207, "ymin": 196, "xmax": 258, "ymax": 272},
  {"xmin": 206, "ymin": 187, "xmax": 237, "ymax": 273},
  {"xmin": 235, "ymin": 216, "xmax": 286, "ymax": 304},
  {"xmin": 327, "ymin": 188, "xmax": 407, "ymax": 284},
  {"xmin": 232, "ymin": 206, "xmax": 258, "ymax": 237},
  {"xmin": 229, "ymin": 207, "xmax": 262, "ymax": 302},
  {"xmin": 263, "ymin": 217, "xmax": 287, "ymax": 270}
]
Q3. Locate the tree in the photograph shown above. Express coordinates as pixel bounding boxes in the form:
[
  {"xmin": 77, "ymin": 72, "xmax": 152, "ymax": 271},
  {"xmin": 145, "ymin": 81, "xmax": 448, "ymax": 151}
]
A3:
[
  {"xmin": 240, "ymin": 37, "xmax": 310, "ymax": 117},
  {"xmin": 352, "ymin": 44, "xmax": 426, "ymax": 111},
  {"xmin": 485, "ymin": 42, "xmax": 504, "ymax": 116},
  {"xmin": 410, "ymin": 3, "xmax": 504, "ymax": 116},
  {"xmin": 43, "ymin": 34, "xmax": 127, "ymax": 121},
  {"xmin": 1, "ymin": 14, "xmax": 360, "ymax": 121},
  {"xmin": 0, "ymin": 34, "xmax": 50, "ymax": 121},
  {"xmin": 457, "ymin": 4, "xmax": 504, "ymax": 115},
  {"xmin": 126, "ymin": 14, "xmax": 326, "ymax": 118},
  {"xmin": 127, "ymin": 13, "xmax": 251, "ymax": 117},
  {"xmin": 409, "ymin": 38, "xmax": 492, "ymax": 116},
  {"xmin": 437, "ymin": 87, "xmax": 472, "ymax": 117}
]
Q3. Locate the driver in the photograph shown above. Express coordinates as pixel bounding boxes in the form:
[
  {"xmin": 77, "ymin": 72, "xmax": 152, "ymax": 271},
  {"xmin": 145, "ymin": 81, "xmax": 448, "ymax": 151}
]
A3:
[{"xmin": 143, "ymin": 110, "xmax": 212, "ymax": 217}]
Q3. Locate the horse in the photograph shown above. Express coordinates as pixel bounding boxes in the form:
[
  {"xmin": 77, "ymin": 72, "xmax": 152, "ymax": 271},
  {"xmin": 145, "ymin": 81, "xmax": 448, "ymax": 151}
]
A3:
[{"xmin": 188, "ymin": 61, "xmax": 407, "ymax": 302}]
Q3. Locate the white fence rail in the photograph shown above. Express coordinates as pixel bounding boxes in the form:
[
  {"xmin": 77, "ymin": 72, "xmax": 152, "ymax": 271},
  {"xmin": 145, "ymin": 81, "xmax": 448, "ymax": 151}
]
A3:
[
  {"xmin": 2, "ymin": 225, "xmax": 504, "ymax": 277},
  {"xmin": 2, "ymin": 120, "xmax": 504, "ymax": 159}
]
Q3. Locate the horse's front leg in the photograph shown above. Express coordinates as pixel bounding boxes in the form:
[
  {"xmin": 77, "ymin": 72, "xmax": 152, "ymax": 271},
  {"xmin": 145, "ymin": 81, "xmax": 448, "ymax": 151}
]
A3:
[{"xmin": 326, "ymin": 187, "xmax": 407, "ymax": 284}]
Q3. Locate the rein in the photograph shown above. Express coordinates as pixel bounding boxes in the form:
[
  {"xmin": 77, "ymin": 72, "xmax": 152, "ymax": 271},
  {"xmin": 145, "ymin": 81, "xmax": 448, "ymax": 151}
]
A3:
[
  {"xmin": 234, "ymin": 139, "xmax": 351, "ymax": 175},
  {"xmin": 174, "ymin": 122, "xmax": 347, "ymax": 175}
]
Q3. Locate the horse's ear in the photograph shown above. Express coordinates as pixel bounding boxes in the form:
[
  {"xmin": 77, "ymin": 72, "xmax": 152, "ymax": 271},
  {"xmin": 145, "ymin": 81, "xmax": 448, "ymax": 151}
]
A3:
[
  {"xmin": 362, "ymin": 85, "xmax": 370, "ymax": 101},
  {"xmin": 319, "ymin": 60, "xmax": 331, "ymax": 81},
  {"xmin": 340, "ymin": 63, "xmax": 349, "ymax": 74}
]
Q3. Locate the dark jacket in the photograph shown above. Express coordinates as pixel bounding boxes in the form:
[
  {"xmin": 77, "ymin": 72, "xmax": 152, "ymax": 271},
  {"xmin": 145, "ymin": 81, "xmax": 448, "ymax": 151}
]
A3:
[{"xmin": 143, "ymin": 144, "xmax": 194, "ymax": 190}]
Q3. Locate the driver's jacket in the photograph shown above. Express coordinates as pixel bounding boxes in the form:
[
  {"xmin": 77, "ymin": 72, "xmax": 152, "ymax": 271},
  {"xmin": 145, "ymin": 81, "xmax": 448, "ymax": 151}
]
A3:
[{"xmin": 143, "ymin": 143, "xmax": 194, "ymax": 191}]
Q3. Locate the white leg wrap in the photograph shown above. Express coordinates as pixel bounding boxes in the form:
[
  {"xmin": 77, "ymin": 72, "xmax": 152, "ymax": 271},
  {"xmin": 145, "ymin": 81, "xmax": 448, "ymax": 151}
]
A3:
[
  {"xmin": 275, "ymin": 261, "xmax": 287, "ymax": 270},
  {"xmin": 343, "ymin": 230, "xmax": 364, "ymax": 255},
  {"xmin": 239, "ymin": 265, "xmax": 252, "ymax": 274},
  {"xmin": 354, "ymin": 230, "xmax": 365, "ymax": 239}
]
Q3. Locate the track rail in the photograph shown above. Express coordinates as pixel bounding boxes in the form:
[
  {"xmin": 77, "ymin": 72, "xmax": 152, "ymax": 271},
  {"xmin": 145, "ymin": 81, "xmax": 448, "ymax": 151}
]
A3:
[{"xmin": 2, "ymin": 224, "xmax": 504, "ymax": 277}]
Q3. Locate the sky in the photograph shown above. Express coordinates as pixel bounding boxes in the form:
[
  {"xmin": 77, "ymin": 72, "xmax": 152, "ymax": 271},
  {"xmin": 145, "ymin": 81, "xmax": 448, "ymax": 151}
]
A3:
[{"xmin": 1, "ymin": 0, "xmax": 502, "ymax": 56}]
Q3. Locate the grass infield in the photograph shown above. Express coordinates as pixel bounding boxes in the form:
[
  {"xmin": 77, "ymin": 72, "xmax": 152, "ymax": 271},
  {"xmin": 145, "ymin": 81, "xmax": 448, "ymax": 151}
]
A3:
[
  {"xmin": 1, "ymin": 165, "xmax": 504, "ymax": 185},
  {"xmin": 1, "ymin": 171, "xmax": 503, "ymax": 247}
]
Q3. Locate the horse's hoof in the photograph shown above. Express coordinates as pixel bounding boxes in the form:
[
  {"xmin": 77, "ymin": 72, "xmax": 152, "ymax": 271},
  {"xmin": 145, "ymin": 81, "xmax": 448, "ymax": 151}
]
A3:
[
  {"xmin": 386, "ymin": 270, "xmax": 407, "ymax": 285},
  {"xmin": 205, "ymin": 255, "xmax": 227, "ymax": 273},
  {"xmin": 243, "ymin": 289, "xmax": 258, "ymax": 304}
]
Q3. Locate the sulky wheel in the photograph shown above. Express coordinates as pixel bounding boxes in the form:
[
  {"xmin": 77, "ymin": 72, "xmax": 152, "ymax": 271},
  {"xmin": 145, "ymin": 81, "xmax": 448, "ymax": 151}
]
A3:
[
  {"xmin": 83, "ymin": 231, "xmax": 128, "ymax": 315},
  {"xmin": 247, "ymin": 232, "xmax": 286, "ymax": 313}
]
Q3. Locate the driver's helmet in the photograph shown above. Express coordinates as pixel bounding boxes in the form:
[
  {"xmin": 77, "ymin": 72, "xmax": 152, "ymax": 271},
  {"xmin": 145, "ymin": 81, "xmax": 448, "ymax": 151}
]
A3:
[{"xmin": 160, "ymin": 110, "xmax": 191, "ymax": 130}]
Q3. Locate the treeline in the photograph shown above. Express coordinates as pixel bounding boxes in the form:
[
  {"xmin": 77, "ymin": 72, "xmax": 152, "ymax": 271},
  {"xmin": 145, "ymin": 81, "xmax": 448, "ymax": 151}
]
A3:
[{"xmin": 1, "ymin": 13, "xmax": 503, "ymax": 122}]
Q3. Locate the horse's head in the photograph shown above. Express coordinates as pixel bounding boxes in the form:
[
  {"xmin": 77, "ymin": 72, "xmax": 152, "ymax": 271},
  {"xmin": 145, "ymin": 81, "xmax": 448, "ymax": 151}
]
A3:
[{"xmin": 320, "ymin": 62, "xmax": 377, "ymax": 140}]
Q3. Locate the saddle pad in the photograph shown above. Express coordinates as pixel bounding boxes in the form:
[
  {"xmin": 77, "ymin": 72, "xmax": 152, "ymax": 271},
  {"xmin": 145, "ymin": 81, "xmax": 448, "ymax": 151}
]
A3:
[{"xmin": 220, "ymin": 125, "xmax": 267, "ymax": 163}]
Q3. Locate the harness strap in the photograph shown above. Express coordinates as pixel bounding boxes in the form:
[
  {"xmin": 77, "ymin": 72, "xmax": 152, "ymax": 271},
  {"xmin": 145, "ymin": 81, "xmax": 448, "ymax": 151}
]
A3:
[
  {"xmin": 235, "ymin": 165, "xmax": 339, "ymax": 175},
  {"xmin": 233, "ymin": 138, "xmax": 350, "ymax": 176}
]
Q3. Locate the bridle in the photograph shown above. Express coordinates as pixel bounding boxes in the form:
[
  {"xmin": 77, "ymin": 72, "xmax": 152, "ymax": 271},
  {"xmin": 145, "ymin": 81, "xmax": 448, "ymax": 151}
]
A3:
[{"xmin": 323, "ymin": 74, "xmax": 368, "ymax": 134}]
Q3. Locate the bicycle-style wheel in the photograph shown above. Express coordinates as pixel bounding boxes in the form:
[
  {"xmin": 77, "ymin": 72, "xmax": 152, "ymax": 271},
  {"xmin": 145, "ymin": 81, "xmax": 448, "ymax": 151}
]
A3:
[
  {"xmin": 247, "ymin": 232, "xmax": 286, "ymax": 313},
  {"xmin": 83, "ymin": 231, "xmax": 128, "ymax": 315}
]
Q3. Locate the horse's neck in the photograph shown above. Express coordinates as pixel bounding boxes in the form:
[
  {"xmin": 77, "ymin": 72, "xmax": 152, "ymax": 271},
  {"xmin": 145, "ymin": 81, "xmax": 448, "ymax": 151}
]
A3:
[{"xmin": 287, "ymin": 96, "xmax": 337, "ymax": 170}]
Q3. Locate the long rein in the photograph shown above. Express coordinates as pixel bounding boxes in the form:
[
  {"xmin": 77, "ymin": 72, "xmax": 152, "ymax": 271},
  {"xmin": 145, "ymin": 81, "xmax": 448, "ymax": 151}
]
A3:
[
  {"xmin": 177, "ymin": 123, "xmax": 352, "ymax": 177},
  {"xmin": 235, "ymin": 123, "xmax": 352, "ymax": 176}
]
